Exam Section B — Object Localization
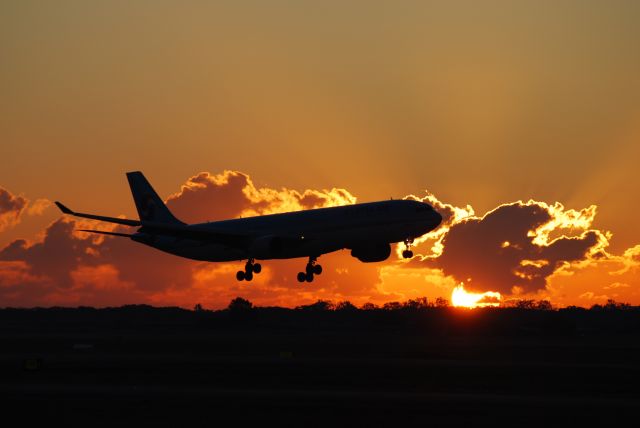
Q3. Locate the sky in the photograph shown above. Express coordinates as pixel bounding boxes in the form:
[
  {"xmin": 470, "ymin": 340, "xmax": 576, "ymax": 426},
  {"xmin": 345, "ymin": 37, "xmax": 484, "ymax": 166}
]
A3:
[{"xmin": 1, "ymin": 1, "xmax": 639, "ymax": 308}]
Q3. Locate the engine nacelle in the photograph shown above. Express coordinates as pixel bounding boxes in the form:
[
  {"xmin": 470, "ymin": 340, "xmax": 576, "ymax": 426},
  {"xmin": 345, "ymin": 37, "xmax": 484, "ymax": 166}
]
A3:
[
  {"xmin": 350, "ymin": 243, "xmax": 391, "ymax": 263},
  {"xmin": 248, "ymin": 235, "xmax": 284, "ymax": 258}
]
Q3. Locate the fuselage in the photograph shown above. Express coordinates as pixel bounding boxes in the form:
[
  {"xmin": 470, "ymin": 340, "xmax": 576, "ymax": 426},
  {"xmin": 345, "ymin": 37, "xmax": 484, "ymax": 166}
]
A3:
[{"xmin": 132, "ymin": 199, "xmax": 442, "ymax": 262}]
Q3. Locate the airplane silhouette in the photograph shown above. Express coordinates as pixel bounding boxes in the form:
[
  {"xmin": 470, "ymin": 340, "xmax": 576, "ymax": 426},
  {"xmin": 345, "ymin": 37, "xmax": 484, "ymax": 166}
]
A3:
[{"xmin": 56, "ymin": 172, "xmax": 442, "ymax": 282}]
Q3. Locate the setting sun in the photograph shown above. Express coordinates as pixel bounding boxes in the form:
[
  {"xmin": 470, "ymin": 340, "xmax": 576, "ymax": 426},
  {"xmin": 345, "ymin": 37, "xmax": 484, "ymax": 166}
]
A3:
[{"xmin": 451, "ymin": 284, "xmax": 501, "ymax": 308}]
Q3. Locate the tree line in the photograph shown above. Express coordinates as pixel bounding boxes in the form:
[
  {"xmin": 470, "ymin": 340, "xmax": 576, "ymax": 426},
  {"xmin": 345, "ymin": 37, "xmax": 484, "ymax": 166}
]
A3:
[{"xmin": 218, "ymin": 296, "xmax": 633, "ymax": 313}]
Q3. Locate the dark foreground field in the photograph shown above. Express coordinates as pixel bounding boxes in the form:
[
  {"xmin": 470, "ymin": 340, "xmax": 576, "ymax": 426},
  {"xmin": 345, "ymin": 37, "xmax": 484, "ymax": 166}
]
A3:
[{"xmin": 1, "ymin": 304, "xmax": 638, "ymax": 426}]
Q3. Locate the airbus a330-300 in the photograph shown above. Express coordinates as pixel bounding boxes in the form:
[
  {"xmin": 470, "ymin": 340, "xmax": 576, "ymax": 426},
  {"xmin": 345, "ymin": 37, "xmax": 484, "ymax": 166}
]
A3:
[{"xmin": 56, "ymin": 172, "xmax": 442, "ymax": 282}]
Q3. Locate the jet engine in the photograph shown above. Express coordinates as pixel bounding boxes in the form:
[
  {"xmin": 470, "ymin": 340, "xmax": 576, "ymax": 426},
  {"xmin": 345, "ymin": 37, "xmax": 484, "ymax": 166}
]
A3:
[{"xmin": 350, "ymin": 243, "xmax": 391, "ymax": 263}]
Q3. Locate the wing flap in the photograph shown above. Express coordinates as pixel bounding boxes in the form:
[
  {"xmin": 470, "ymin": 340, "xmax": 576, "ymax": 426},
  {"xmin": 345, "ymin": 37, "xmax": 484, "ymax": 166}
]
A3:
[{"xmin": 77, "ymin": 229, "xmax": 134, "ymax": 238}]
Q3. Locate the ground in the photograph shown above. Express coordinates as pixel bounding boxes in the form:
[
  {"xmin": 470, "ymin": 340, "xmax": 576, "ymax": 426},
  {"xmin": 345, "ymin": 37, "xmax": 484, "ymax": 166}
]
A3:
[{"xmin": 1, "ymin": 306, "xmax": 637, "ymax": 425}]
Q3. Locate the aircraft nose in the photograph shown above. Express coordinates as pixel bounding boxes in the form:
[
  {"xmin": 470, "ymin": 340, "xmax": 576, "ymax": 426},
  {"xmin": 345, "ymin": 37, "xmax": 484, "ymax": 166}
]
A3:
[{"xmin": 433, "ymin": 210, "xmax": 443, "ymax": 226}]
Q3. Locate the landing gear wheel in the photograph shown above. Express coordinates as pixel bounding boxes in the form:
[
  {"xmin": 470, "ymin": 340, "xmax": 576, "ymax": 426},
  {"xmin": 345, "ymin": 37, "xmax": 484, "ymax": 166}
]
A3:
[
  {"xmin": 304, "ymin": 256, "xmax": 322, "ymax": 277},
  {"xmin": 298, "ymin": 256, "xmax": 321, "ymax": 283},
  {"xmin": 402, "ymin": 238, "xmax": 414, "ymax": 259},
  {"xmin": 239, "ymin": 258, "xmax": 260, "ymax": 281}
]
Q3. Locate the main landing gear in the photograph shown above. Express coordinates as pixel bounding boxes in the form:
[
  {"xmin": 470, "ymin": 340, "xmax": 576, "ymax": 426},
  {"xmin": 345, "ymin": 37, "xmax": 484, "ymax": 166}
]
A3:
[
  {"xmin": 402, "ymin": 238, "xmax": 414, "ymax": 259},
  {"xmin": 297, "ymin": 256, "xmax": 322, "ymax": 283},
  {"xmin": 236, "ymin": 258, "xmax": 261, "ymax": 281}
]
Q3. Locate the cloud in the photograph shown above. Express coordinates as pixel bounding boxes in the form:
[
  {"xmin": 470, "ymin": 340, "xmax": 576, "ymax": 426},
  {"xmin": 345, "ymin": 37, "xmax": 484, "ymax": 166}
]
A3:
[
  {"xmin": 1, "ymin": 172, "xmax": 638, "ymax": 308},
  {"xmin": 165, "ymin": 171, "xmax": 256, "ymax": 223},
  {"xmin": 26, "ymin": 199, "xmax": 53, "ymax": 216},
  {"xmin": 407, "ymin": 197, "xmax": 611, "ymax": 295},
  {"xmin": 604, "ymin": 282, "xmax": 630, "ymax": 290},
  {"xmin": 0, "ymin": 187, "xmax": 28, "ymax": 232},
  {"xmin": 0, "ymin": 171, "xmax": 395, "ymax": 308},
  {"xmin": 399, "ymin": 192, "xmax": 475, "ymax": 259},
  {"xmin": 543, "ymin": 243, "xmax": 640, "ymax": 306},
  {"xmin": 165, "ymin": 171, "xmax": 357, "ymax": 223},
  {"xmin": 0, "ymin": 219, "xmax": 98, "ymax": 287}
]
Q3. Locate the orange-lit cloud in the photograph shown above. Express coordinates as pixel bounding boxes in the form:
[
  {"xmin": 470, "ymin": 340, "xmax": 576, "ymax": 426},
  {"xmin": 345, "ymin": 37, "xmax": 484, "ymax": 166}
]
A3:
[
  {"xmin": 26, "ymin": 199, "xmax": 53, "ymax": 216},
  {"xmin": 165, "ymin": 171, "xmax": 356, "ymax": 223},
  {"xmin": 543, "ymin": 244, "xmax": 640, "ymax": 307},
  {"xmin": 399, "ymin": 192, "xmax": 475, "ymax": 259},
  {"xmin": 406, "ymin": 197, "xmax": 611, "ymax": 296},
  {"xmin": 1, "ymin": 172, "xmax": 639, "ymax": 308},
  {"xmin": 0, "ymin": 172, "xmax": 394, "ymax": 308}
]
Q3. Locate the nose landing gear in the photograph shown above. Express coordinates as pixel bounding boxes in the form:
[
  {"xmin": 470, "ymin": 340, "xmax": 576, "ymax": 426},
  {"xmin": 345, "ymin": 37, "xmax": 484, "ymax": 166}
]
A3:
[
  {"xmin": 236, "ymin": 258, "xmax": 262, "ymax": 281},
  {"xmin": 402, "ymin": 238, "xmax": 414, "ymax": 259},
  {"xmin": 297, "ymin": 256, "xmax": 322, "ymax": 283}
]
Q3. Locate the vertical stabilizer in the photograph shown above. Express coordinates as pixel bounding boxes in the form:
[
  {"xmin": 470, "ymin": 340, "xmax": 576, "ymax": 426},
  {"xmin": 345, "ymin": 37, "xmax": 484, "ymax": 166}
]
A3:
[{"xmin": 126, "ymin": 171, "xmax": 184, "ymax": 224}]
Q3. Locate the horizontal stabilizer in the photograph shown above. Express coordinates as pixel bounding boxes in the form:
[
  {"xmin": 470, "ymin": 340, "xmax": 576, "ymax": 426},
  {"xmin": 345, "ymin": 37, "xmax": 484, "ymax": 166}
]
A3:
[
  {"xmin": 55, "ymin": 201, "xmax": 141, "ymax": 227},
  {"xmin": 77, "ymin": 229, "xmax": 134, "ymax": 238}
]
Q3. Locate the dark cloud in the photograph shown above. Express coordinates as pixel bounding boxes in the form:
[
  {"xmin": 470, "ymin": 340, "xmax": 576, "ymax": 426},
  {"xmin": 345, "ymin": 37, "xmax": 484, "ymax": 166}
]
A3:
[
  {"xmin": 1, "ymin": 174, "xmax": 621, "ymax": 307},
  {"xmin": 0, "ymin": 187, "xmax": 28, "ymax": 231},
  {"xmin": 165, "ymin": 171, "xmax": 356, "ymax": 223},
  {"xmin": 166, "ymin": 171, "xmax": 254, "ymax": 223},
  {"xmin": 0, "ymin": 219, "xmax": 98, "ymax": 287},
  {"xmin": 0, "ymin": 171, "xmax": 387, "ymax": 308},
  {"xmin": 422, "ymin": 201, "xmax": 606, "ymax": 294}
]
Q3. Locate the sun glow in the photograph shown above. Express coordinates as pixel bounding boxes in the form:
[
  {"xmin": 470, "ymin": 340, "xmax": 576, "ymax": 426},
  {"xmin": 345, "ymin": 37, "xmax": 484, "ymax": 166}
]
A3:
[{"xmin": 451, "ymin": 284, "xmax": 501, "ymax": 308}]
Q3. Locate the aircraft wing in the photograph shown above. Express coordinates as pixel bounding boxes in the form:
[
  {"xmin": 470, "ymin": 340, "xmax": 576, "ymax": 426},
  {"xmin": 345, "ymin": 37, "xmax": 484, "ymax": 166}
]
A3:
[
  {"xmin": 138, "ymin": 222, "xmax": 253, "ymax": 247},
  {"xmin": 55, "ymin": 202, "xmax": 141, "ymax": 226},
  {"xmin": 56, "ymin": 201, "xmax": 303, "ymax": 248}
]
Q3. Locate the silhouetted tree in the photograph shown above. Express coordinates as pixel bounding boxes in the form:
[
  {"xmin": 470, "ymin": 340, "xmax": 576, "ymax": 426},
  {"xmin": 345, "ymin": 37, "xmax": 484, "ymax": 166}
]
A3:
[
  {"xmin": 382, "ymin": 301, "xmax": 402, "ymax": 311},
  {"xmin": 227, "ymin": 297, "xmax": 253, "ymax": 311},
  {"xmin": 434, "ymin": 297, "xmax": 449, "ymax": 308},
  {"xmin": 604, "ymin": 299, "xmax": 631, "ymax": 310},
  {"xmin": 515, "ymin": 299, "xmax": 536, "ymax": 309},
  {"xmin": 361, "ymin": 303, "xmax": 379, "ymax": 310},
  {"xmin": 297, "ymin": 300, "xmax": 334, "ymax": 311},
  {"xmin": 335, "ymin": 301, "xmax": 358, "ymax": 311},
  {"xmin": 403, "ymin": 297, "xmax": 429, "ymax": 309},
  {"xmin": 535, "ymin": 300, "xmax": 553, "ymax": 311},
  {"xmin": 194, "ymin": 303, "xmax": 204, "ymax": 312}
]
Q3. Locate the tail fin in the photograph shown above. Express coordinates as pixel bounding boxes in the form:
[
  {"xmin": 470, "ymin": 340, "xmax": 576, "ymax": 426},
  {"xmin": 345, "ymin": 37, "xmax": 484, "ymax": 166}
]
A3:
[{"xmin": 126, "ymin": 171, "xmax": 184, "ymax": 225}]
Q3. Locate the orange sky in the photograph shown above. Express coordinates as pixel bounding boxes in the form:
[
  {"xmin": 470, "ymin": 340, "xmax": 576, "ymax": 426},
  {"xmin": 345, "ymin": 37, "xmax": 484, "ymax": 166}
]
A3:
[{"xmin": 1, "ymin": 1, "xmax": 639, "ymax": 308}]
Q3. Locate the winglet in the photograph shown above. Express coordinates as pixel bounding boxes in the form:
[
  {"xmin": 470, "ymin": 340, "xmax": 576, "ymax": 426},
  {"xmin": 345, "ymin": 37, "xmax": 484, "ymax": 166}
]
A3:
[{"xmin": 55, "ymin": 201, "xmax": 74, "ymax": 214}]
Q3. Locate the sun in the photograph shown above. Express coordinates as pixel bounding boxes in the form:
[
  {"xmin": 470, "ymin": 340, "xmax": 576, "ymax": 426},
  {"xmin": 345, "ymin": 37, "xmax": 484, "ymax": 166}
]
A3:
[{"xmin": 451, "ymin": 284, "xmax": 501, "ymax": 308}]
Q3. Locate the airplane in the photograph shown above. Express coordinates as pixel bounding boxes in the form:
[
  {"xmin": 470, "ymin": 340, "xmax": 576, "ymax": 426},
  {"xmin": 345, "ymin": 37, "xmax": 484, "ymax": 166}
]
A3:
[{"xmin": 56, "ymin": 172, "xmax": 442, "ymax": 282}]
